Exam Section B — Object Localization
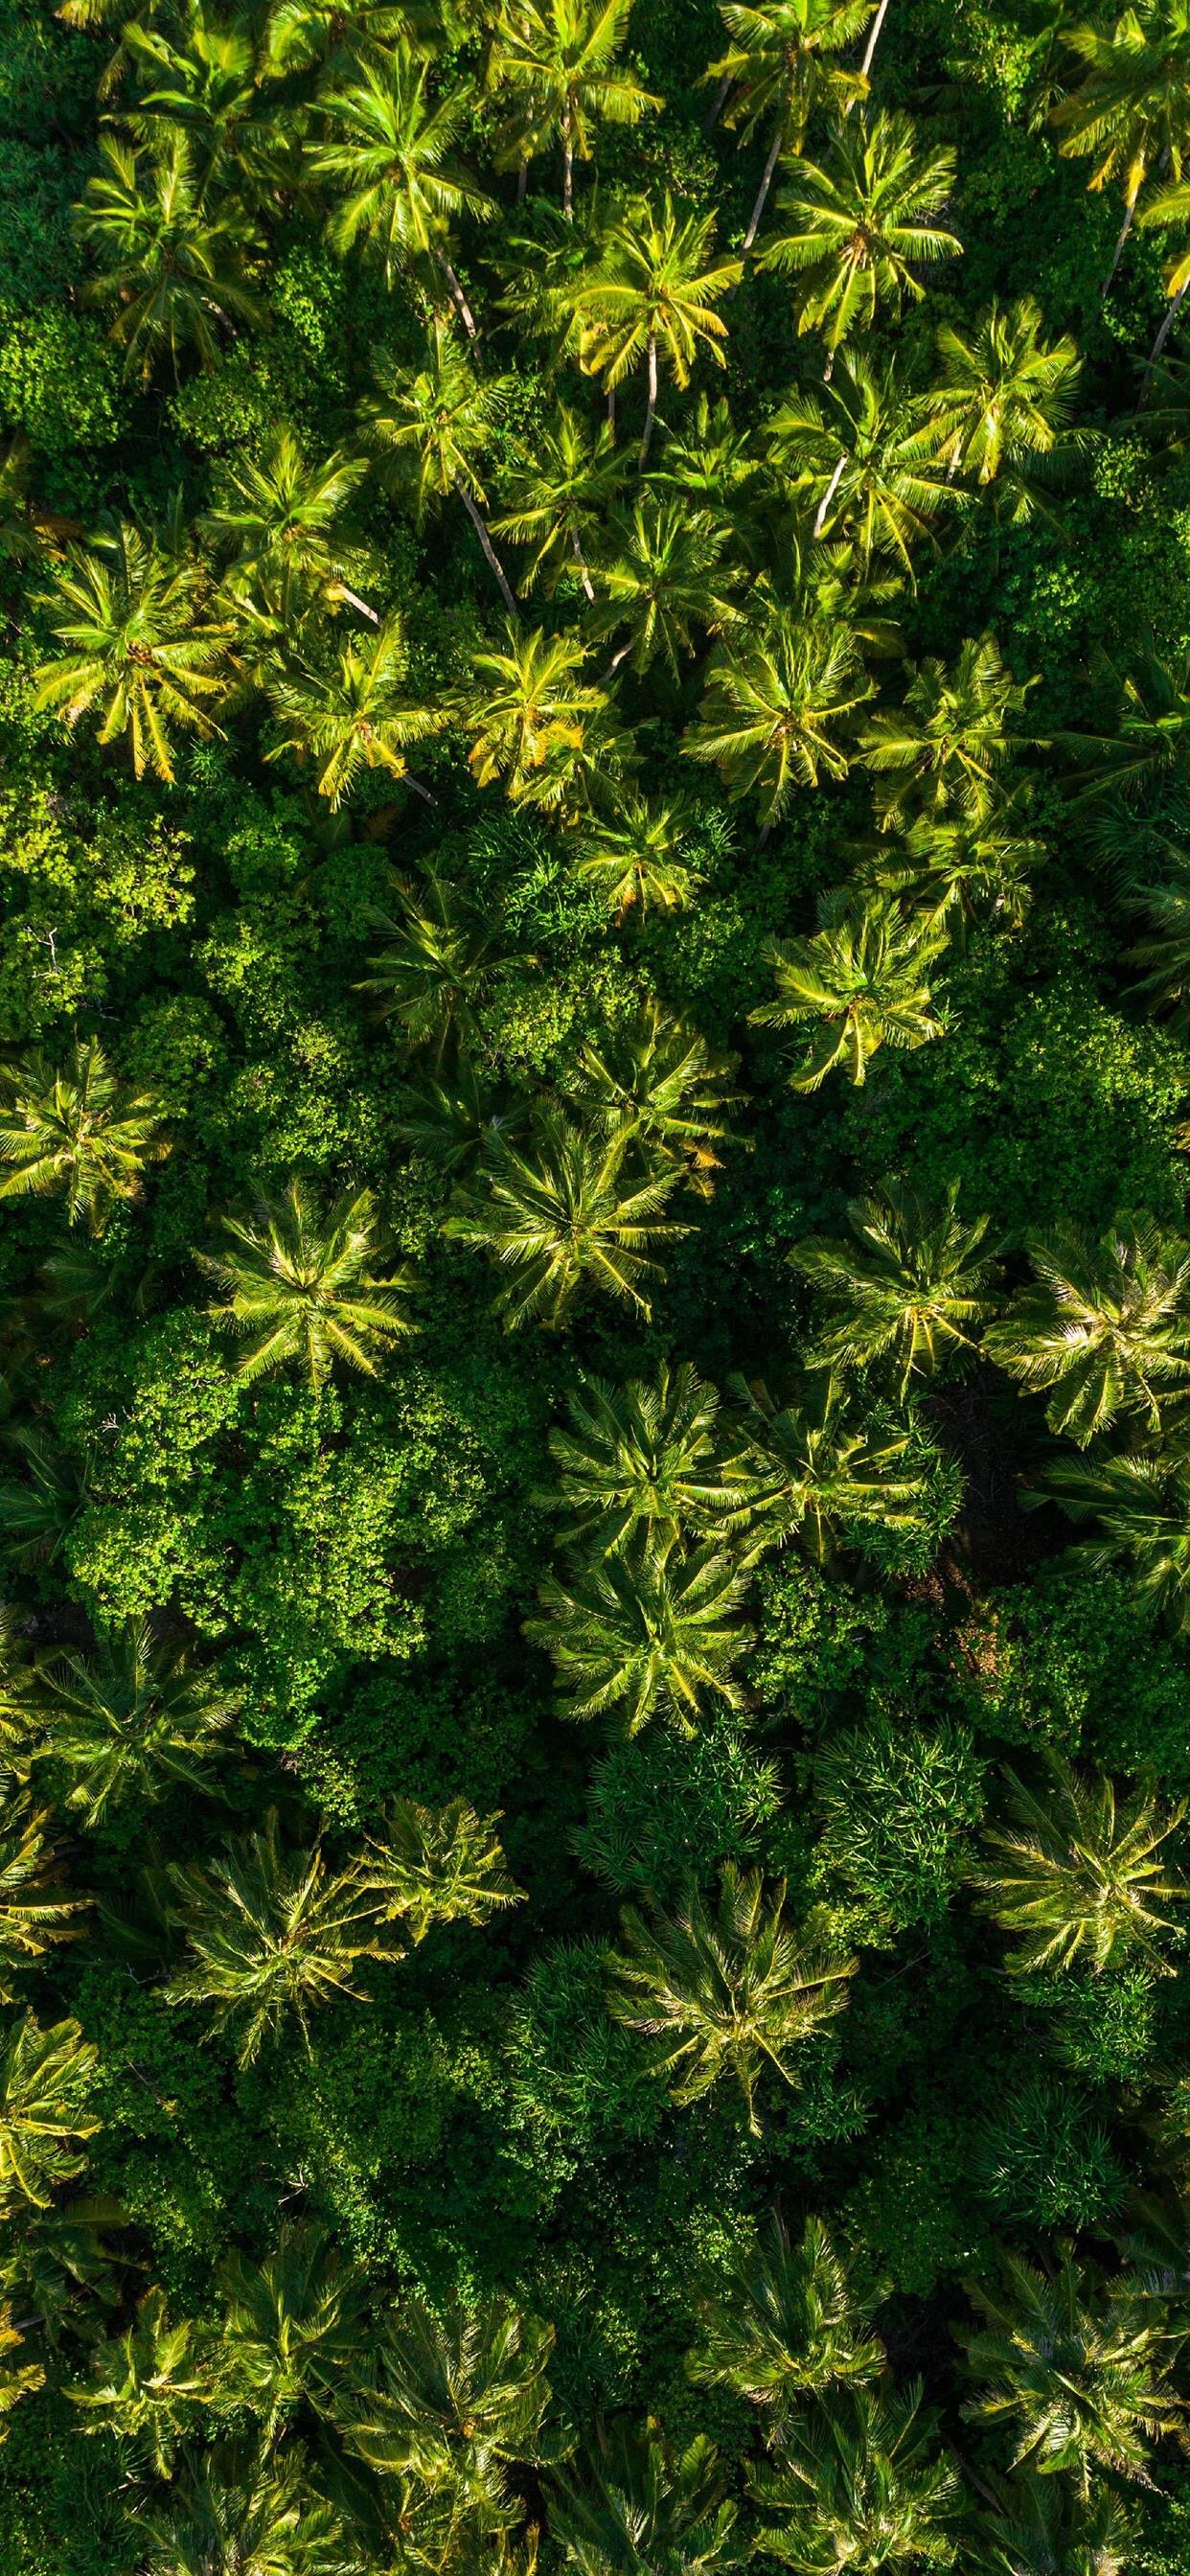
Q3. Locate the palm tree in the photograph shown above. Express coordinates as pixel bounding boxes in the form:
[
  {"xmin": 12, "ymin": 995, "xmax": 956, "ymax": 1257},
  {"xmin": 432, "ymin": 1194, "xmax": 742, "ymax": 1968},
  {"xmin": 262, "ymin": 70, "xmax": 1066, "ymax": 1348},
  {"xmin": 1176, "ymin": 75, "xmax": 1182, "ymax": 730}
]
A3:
[
  {"xmin": 579, "ymin": 196, "xmax": 741, "ymax": 464},
  {"xmin": 574, "ymin": 794, "xmax": 707, "ymax": 918},
  {"xmin": 750, "ymin": 2382, "xmax": 962, "ymax": 2572},
  {"xmin": 260, "ymin": 0, "xmax": 436, "ymax": 79},
  {"xmin": 309, "ymin": 47, "xmax": 492, "ymax": 330},
  {"xmin": 356, "ymin": 863, "xmax": 514, "ymax": 1060},
  {"xmin": 495, "ymin": 187, "xmax": 612, "ymax": 361},
  {"xmin": 265, "ymin": 615, "xmax": 443, "ymax": 807},
  {"xmin": 606, "ymin": 1865, "xmax": 856, "ymax": 2130},
  {"xmin": 542, "ymin": 1361, "xmax": 751, "ymax": 1554},
  {"xmin": 338, "ymin": 2293, "xmax": 556, "ymax": 2521},
  {"xmin": 528, "ymin": 1536, "xmax": 752, "ymax": 1730},
  {"xmin": 919, "ymin": 298, "xmax": 1084, "ymax": 518},
  {"xmin": 0, "ymin": 1040, "xmax": 170, "ymax": 1230},
  {"xmin": 571, "ymin": 1000, "xmax": 744, "ymax": 1197},
  {"xmin": 985, "ymin": 1216, "xmax": 1190, "ymax": 1443},
  {"xmin": 121, "ymin": 11, "xmax": 292, "ymax": 205},
  {"xmin": 768, "ymin": 352, "xmax": 956, "ymax": 578},
  {"xmin": 360, "ymin": 1797, "xmax": 521, "ymax": 1943},
  {"xmin": 0, "ymin": 1427, "xmax": 91, "ymax": 1574},
  {"xmin": 759, "ymin": 110, "xmax": 960, "ymax": 352},
  {"xmin": 859, "ymin": 636, "xmax": 1031, "ymax": 833},
  {"xmin": 1052, "ymin": 3, "xmax": 1190, "ymax": 294},
  {"xmin": 550, "ymin": 2420, "xmax": 741, "ymax": 2576},
  {"xmin": 1041, "ymin": 1438, "xmax": 1190, "ymax": 1627},
  {"xmin": 202, "ymin": 429, "xmax": 372, "ymax": 628},
  {"xmin": 707, "ymin": 0, "xmax": 872, "ymax": 252},
  {"xmin": 689, "ymin": 2216, "xmax": 883, "ymax": 2438},
  {"xmin": 957, "ymin": 2250, "xmax": 1183, "ymax": 2495},
  {"xmin": 142, "ymin": 2438, "xmax": 345, "ymax": 2576},
  {"xmin": 363, "ymin": 322, "xmax": 516, "ymax": 607},
  {"xmin": 1061, "ymin": 647, "xmax": 1190, "ymax": 814},
  {"xmin": 201, "ymin": 1180, "xmax": 418, "ymax": 1384},
  {"xmin": 0, "ymin": 2309, "xmax": 42, "ymax": 2446},
  {"xmin": 393, "ymin": 1049, "xmax": 526, "ymax": 1174},
  {"xmin": 17, "ymin": 1622, "xmax": 236, "ymax": 1828},
  {"xmin": 651, "ymin": 389, "xmax": 764, "ymax": 511},
  {"xmin": 1138, "ymin": 172, "xmax": 1190, "ymax": 364},
  {"xmin": 686, "ymin": 613, "xmax": 874, "ymax": 821},
  {"xmin": 68, "ymin": 2288, "xmax": 211, "ymax": 2478},
  {"xmin": 486, "ymin": 0, "xmax": 660, "ymax": 213},
  {"xmin": 446, "ymin": 1107, "xmax": 688, "ymax": 1325},
  {"xmin": 466, "ymin": 624, "xmax": 629, "ymax": 811},
  {"xmin": 585, "ymin": 495, "xmax": 744, "ymax": 675},
  {"xmin": 492, "ymin": 402, "xmax": 625, "ymax": 599},
  {"xmin": 0, "ymin": 1791, "xmax": 85, "ymax": 2003},
  {"xmin": 76, "ymin": 135, "xmax": 265, "ymax": 379},
  {"xmin": 1126, "ymin": 848, "xmax": 1190, "ymax": 1027},
  {"xmin": 749, "ymin": 897, "xmax": 946, "ymax": 1090},
  {"xmin": 730, "ymin": 1371, "xmax": 927, "ymax": 1561},
  {"xmin": 218, "ymin": 2223, "xmax": 363, "ymax": 2429},
  {"xmin": 790, "ymin": 1181, "xmax": 1001, "ymax": 1391},
  {"xmin": 165, "ymin": 1810, "xmax": 398, "ymax": 2064},
  {"xmin": 970, "ymin": 1756, "xmax": 1186, "ymax": 1976},
  {"xmin": 0, "ymin": 2013, "xmax": 100, "ymax": 2212},
  {"xmin": 968, "ymin": 2473, "xmax": 1134, "ymax": 2576},
  {"xmin": 867, "ymin": 807, "xmax": 1045, "ymax": 941},
  {"xmin": 34, "ymin": 523, "xmax": 229, "ymax": 782}
]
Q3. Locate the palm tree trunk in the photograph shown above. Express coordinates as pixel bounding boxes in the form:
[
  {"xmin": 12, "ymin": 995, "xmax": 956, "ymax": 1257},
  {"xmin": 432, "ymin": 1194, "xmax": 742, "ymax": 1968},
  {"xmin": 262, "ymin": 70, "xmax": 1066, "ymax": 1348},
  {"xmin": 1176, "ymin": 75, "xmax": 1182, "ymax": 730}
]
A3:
[
  {"xmin": 860, "ymin": 0, "xmax": 891, "ymax": 79},
  {"xmin": 1101, "ymin": 195, "xmax": 1137, "ymax": 298},
  {"xmin": 571, "ymin": 527, "xmax": 596, "ymax": 605},
  {"xmin": 562, "ymin": 108, "xmax": 573, "ymax": 218},
  {"xmin": 703, "ymin": 72, "xmax": 732, "ymax": 132},
  {"xmin": 457, "ymin": 485, "xmax": 519, "ymax": 617},
  {"xmin": 435, "ymin": 248, "xmax": 477, "ymax": 340},
  {"xmin": 812, "ymin": 450, "xmax": 848, "ymax": 537},
  {"xmin": 336, "ymin": 584, "xmax": 379, "ymax": 625},
  {"xmin": 741, "ymin": 117, "xmax": 786, "ymax": 255},
  {"xmin": 1148, "ymin": 271, "xmax": 1190, "ymax": 371},
  {"xmin": 607, "ymin": 384, "xmax": 617, "ymax": 436},
  {"xmin": 604, "ymin": 638, "xmax": 633, "ymax": 679},
  {"xmin": 516, "ymin": 155, "xmax": 529, "ymax": 204},
  {"xmin": 638, "ymin": 333, "xmax": 659, "ymax": 469}
]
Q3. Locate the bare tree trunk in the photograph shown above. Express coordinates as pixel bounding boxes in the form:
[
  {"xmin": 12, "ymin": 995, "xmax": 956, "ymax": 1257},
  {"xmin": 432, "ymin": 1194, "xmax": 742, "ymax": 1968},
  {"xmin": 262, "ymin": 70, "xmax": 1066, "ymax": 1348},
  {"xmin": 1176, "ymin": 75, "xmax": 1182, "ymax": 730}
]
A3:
[
  {"xmin": 605, "ymin": 638, "xmax": 633, "ymax": 680},
  {"xmin": 457, "ymin": 485, "xmax": 519, "ymax": 616},
  {"xmin": 812, "ymin": 449, "xmax": 848, "ymax": 537},
  {"xmin": 1102, "ymin": 195, "xmax": 1137, "ymax": 298},
  {"xmin": 562, "ymin": 108, "xmax": 573, "ymax": 218},
  {"xmin": 638, "ymin": 332, "xmax": 659, "ymax": 469},
  {"xmin": 607, "ymin": 384, "xmax": 616, "ymax": 435},
  {"xmin": 741, "ymin": 118, "xmax": 786, "ymax": 254},
  {"xmin": 703, "ymin": 71, "xmax": 732, "ymax": 132},
  {"xmin": 436, "ymin": 249, "xmax": 477, "ymax": 340},
  {"xmin": 860, "ymin": 0, "xmax": 891, "ymax": 80},
  {"xmin": 516, "ymin": 155, "xmax": 528, "ymax": 203},
  {"xmin": 571, "ymin": 526, "xmax": 595, "ymax": 604}
]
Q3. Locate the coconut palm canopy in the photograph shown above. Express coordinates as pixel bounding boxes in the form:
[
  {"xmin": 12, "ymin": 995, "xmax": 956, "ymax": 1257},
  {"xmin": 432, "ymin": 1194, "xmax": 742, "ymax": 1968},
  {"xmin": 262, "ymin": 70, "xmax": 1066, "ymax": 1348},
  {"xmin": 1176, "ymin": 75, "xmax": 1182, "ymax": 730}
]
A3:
[{"xmin": 8, "ymin": 0, "xmax": 1190, "ymax": 2565}]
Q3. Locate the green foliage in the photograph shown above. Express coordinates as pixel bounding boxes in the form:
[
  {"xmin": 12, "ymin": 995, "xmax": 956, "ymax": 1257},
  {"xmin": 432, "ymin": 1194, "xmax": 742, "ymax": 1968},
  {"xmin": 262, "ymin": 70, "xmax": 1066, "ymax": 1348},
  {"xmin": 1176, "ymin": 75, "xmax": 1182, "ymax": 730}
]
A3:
[
  {"xmin": 0, "ymin": 309, "xmax": 124, "ymax": 454},
  {"xmin": 4, "ymin": 0, "xmax": 1190, "ymax": 2564},
  {"xmin": 812, "ymin": 1714, "xmax": 986, "ymax": 1933}
]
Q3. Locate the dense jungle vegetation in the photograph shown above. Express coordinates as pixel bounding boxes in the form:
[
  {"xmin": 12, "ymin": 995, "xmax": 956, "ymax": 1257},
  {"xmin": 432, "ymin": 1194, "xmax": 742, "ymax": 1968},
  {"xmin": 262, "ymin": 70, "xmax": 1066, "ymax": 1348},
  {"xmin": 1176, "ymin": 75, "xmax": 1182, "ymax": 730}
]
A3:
[{"xmin": 14, "ymin": 0, "xmax": 1190, "ymax": 2564}]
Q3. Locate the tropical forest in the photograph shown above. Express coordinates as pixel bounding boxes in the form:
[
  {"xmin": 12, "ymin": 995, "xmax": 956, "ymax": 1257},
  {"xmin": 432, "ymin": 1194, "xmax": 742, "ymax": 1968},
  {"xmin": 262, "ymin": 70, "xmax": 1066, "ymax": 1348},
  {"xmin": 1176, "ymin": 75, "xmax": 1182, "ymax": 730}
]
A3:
[{"xmin": 11, "ymin": 0, "xmax": 1190, "ymax": 2565}]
